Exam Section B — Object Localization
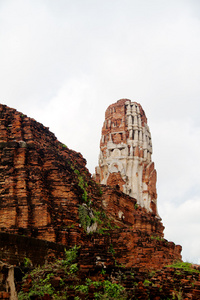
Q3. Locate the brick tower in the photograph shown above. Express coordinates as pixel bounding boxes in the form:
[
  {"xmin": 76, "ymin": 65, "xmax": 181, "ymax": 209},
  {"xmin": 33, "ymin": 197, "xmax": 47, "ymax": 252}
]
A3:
[{"xmin": 95, "ymin": 99, "xmax": 158, "ymax": 215}]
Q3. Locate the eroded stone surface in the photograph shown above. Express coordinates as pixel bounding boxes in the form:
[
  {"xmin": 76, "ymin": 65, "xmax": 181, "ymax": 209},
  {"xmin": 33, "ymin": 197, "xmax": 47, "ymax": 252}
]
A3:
[
  {"xmin": 0, "ymin": 103, "xmax": 199, "ymax": 299},
  {"xmin": 95, "ymin": 99, "xmax": 158, "ymax": 214},
  {"xmin": 0, "ymin": 103, "xmax": 182, "ymax": 272},
  {"xmin": 0, "ymin": 104, "xmax": 90, "ymax": 243}
]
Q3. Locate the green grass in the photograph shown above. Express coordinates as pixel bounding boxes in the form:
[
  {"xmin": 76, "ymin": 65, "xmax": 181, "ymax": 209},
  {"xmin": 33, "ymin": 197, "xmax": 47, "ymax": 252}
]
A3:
[{"xmin": 166, "ymin": 261, "xmax": 200, "ymax": 274}]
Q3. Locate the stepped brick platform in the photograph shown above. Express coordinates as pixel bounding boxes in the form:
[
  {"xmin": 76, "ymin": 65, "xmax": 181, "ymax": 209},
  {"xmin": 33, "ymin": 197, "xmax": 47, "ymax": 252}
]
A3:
[
  {"xmin": 0, "ymin": 102, "xmax": 187, "ymax": 299},
  {"xmin": 0, "ymin": 103, "xmax": 181, "ymax": 271}
]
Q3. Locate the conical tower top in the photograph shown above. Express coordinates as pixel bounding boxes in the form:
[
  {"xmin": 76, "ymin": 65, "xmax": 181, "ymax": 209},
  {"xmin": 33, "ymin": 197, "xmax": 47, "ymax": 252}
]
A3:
[{"xmin": 95, "ymin": 99, "xmax": 158, "ymax": 215}]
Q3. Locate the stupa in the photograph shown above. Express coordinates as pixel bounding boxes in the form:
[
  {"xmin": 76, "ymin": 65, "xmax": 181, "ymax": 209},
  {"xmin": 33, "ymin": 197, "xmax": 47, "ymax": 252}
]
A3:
[{"xmin": 95, "ymin": 99, "xmax": 158, "ymax": 215}]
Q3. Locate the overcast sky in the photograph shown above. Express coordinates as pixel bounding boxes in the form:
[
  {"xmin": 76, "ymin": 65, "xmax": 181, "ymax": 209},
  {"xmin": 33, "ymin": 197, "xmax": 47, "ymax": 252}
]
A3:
[{"xmin": 1, "ymin": 0, "xmax": 200, "ymax": 263}]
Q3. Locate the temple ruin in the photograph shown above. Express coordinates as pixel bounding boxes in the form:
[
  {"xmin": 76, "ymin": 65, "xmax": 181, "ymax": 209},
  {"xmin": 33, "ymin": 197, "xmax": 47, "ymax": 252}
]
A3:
[{"xmin": 95, "ymin": 99, "xmax": 158, "ymax": 215}]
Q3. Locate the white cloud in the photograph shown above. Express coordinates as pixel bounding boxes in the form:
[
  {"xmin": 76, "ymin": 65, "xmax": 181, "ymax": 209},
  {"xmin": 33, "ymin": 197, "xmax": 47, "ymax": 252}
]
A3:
[
  {"xmin": 160, "ymin": 197, "xmax": 200, "ymax": 263},
  {"xmin": 152, "ymin": 120, "xmax": 200, "ymax": 203},
  {"xmin": 34, "ymin": 75, "xmax": 103, "ymax": 171},
  {"xmin": 154, "ymin": 119, "xmax": 200, "ymax": 263}
]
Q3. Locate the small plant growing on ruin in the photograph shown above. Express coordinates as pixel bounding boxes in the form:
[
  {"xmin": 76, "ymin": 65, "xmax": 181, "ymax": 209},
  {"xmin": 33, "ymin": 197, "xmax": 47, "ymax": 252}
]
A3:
[
  {"xmin": 148, "ymin": 270, "xmax": 156, "ymax": 278},
  {"xmin": 18, "ymin": 245, "xmax": 80, "ymax": 300},
  {"xmin": 166, "ymin": 261, "xmax": 200, "ymax": 274},
  {"xmin": 75, "ymin": 279, "xmax": 127, "ymax": 300},
  {"xmin": 150, "ymin": 235, "xmax": 164, "ymax": 242},
  {"xmin": 78, "ymin": 204, "xmax": 92, "ymax": 230},
  {"xmin": 69, "ymin": 263, "xmax": 78, "ymax": 274},
  {"xmin": 114, "ymin": 261, "xmax": 125, "ymax": 268},
  {"xmin": 62, "ymin": 143, "xmax": 67, "ymax": 148},
  {"xmin": 114, "ymin": 225, "xmax": 120, "ymax": 229},
  {"xmin": 97, "ymin": 227, "xmax": 110, "ymax": 235},
  {"xmin": 63, "ymin": 245, "xmax": 79, "ymax": 266},
  {"xmin": 18, "ymin": 244, "xmax": 128, "ymax": 300},
  {"xmin": 100, "ymin": 280, "xmax": 126, "ymax": 299},
  {"xmin": 101, "ymin": 268, "xmax": 106, "ymax": 275},
  {"xmin": 23, "ymin": 257, "xmax": 32, "ymax": 268},
  {"xmin": 75, "ymin": 284, "xmax": 89, "ymax": 295},
  {"xmin": 143, "ymin": 279, "xmax": 151, "ymax": 287},
  {"xmin": 93, "ymin": 210, "xmax": 103, "ymax": 225},
  {"xmin": 172, "ymin": 288, "xmax": 183, "ymax": 300},
  {"xmin": 74, "ymin": 168, "xmax": 90, "ymax": 204},
  {"xmin": 108, "ymin": 244, "xmax": 115, "ymax": 255}
]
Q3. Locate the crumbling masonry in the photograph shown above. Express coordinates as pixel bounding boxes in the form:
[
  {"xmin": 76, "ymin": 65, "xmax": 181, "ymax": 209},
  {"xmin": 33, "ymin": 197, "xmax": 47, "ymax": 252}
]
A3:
[{"xmin": 95, "ymin": 99, "xmax": 158, "ymax": 215}]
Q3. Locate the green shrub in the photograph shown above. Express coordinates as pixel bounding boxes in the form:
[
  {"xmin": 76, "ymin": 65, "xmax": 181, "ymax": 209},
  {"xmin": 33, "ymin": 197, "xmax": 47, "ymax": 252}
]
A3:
[
  {"xmin": 23, "ymin": 257, "xmax": 32, "ymax": 268},
  {"xmin": 108, "ymin": 244, "xmax": 115, "ymax": 255},
  {"xmin": 102, "ymin": 280, "xmax": 126, "ymax": 299},
  {"xmin": 166, "ymin": 261, "xmax": 200, "ymax": 274},
  {"xmin": 18, "ymin": 275, "xmax": 55, "ymax": 300},
  {"xmin": 77, "ymin": 279, "xmax": 127, "ymax": 300},
  {"xmin": 93, "ymin": 210, "xmax": 103, "ymax": 225},
  {"xmin": 143, "ymin": 279, "xmax": 151, "ymax": 286},
  {"xmin": 78, "ymin": 204, "xmax": 92, "ymax": 230},
  {"xmin": 69, "ymin": 263, "xmax": 78, "ymax": 274},
  {"xmin": 18, "ymin": 245, "xmax": 80, "ymax": 300},
  {"xmin": 74, "ymin": 168, "xmax": 90, "ymax": 204},
  {"xmin": 75, "ymin": 284, "xmax": 89, "ymax": 295},
  {"xmin": 63, "ymin": 245, "xmax": 79, "ymax": 266}
]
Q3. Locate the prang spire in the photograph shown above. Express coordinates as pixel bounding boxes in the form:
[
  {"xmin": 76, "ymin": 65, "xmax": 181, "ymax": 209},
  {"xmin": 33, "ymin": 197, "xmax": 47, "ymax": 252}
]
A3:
[{"xmin": 95, "ymin": 99, "xmax": 158, "ymax": 215}]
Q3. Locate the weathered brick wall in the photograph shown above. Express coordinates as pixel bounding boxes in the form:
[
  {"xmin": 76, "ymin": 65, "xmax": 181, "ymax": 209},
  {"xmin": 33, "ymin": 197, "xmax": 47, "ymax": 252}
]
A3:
[
  {"xmin": 101, "ymin": 186, "xmax": 164, "ymax": 236},
  {"xmin": 0, "ymin": 104, "xmax": 182, "ymax": 272},
  {"xmin": 0, "ymin": 232, "xmax": 66, "ymax": 266},
  {"xmin": 0, "ymin": 104, "xmax": 91, "ymax": 243},
  {"xmin": 0, "ymin": 232, "xmax": 198, "ymax": 300}
]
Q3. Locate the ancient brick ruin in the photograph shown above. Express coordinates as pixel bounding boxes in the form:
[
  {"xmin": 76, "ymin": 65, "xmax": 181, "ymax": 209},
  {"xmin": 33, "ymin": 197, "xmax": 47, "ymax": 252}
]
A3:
[
  {"xmin": 0, "ymin": 102, "xmax": 199, "ymax": 299},
  {"xmin": 0, "ymin": 103, "xmax": 181, "ymax": 264},
  {"xmin": 95, "ymin": 99, "xmax": 158, "ymax": 215}
]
